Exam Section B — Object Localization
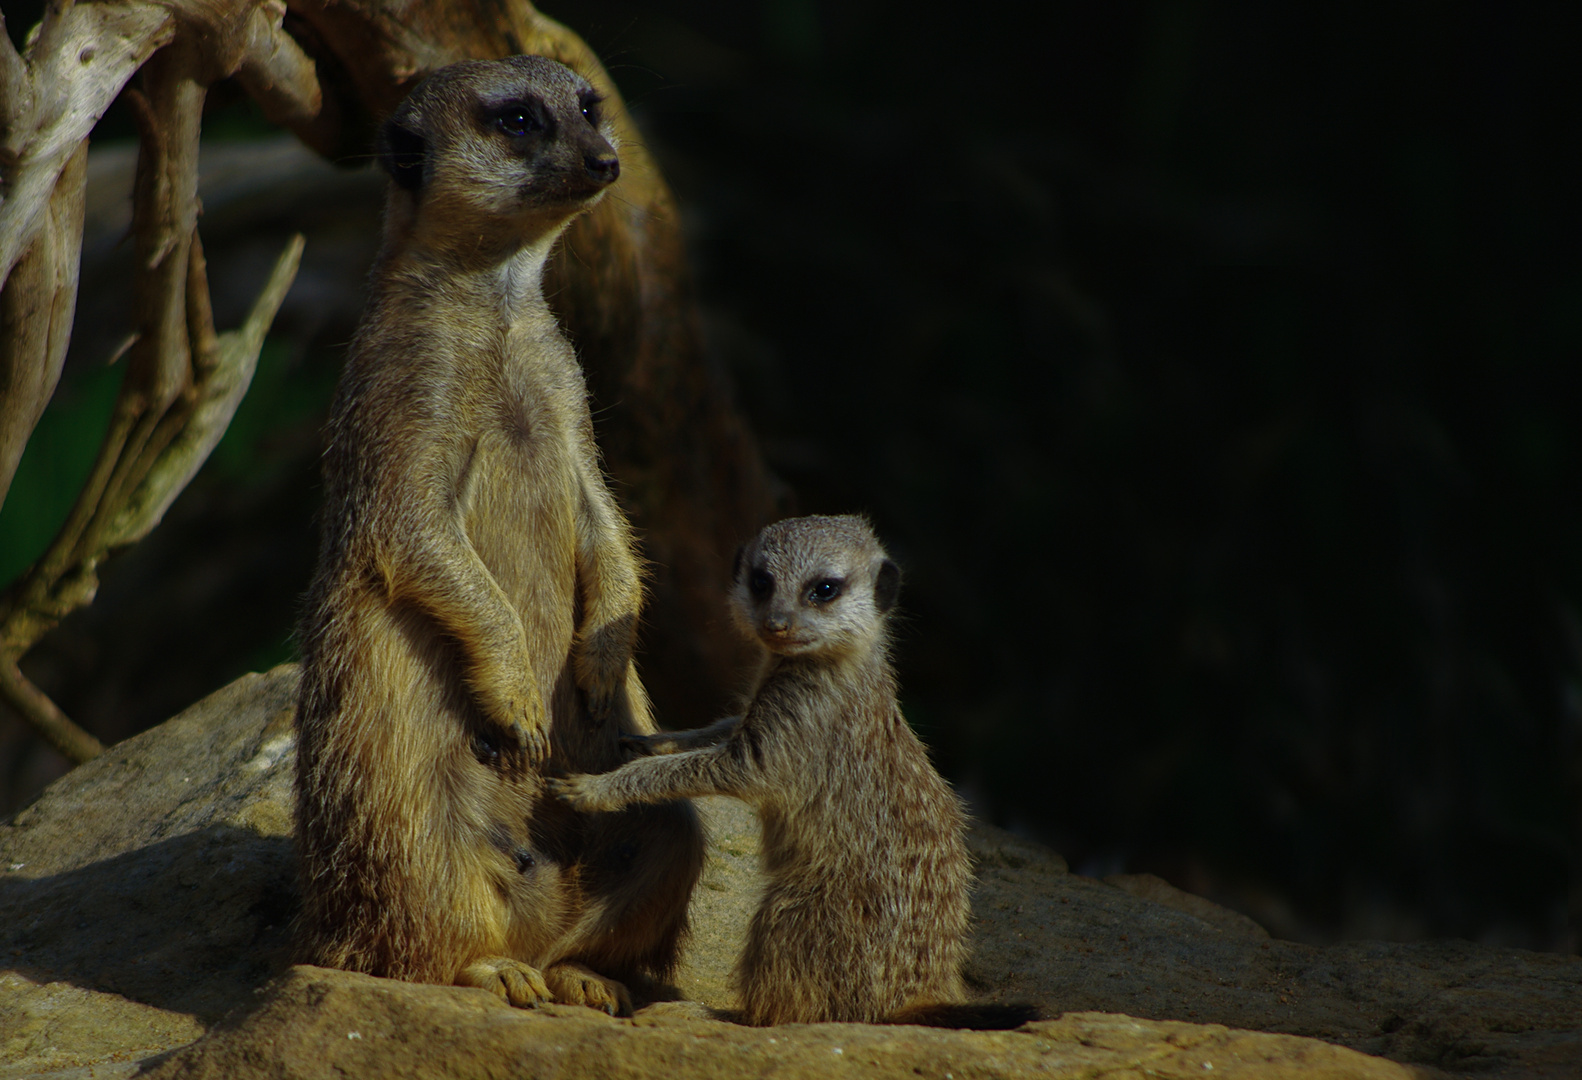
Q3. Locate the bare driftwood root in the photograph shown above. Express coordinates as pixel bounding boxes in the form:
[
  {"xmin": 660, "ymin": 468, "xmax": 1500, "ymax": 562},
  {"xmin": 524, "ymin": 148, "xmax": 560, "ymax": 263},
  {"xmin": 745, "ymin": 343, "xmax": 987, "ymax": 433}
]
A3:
[
  {"xmin": 0, "ymin": 1, "xmax": 312, "ymax": 761},
  {"xmin": 0, "ymin": 0, "xmax": 778, "ymax": 763}
]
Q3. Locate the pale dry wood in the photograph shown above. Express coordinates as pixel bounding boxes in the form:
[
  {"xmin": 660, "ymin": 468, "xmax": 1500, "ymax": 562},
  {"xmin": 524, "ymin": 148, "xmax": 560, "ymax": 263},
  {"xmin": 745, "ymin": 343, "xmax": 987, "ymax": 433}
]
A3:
[
  {"xmin": 233, "ymin": 1, "xmax": 332, "ymax": 146},
  {"xmin": 0, "ymin": 3, "xmax": 313, "ymax": 761},
  {"xmin": 0, "ymin": 653, "xmax": 103, "ymax": 761},
  {"xmin": 0, "ymin": 141, "xmax": 87, "ymax": 512},
  {"xmin": 0, "ymin": 0, "xmax": 322, "ymax": 513},
  {"xmin": 105, "ymin": 233, "xmax": 304, "ymax": 548},
  {"xmin": 0, "ymin": 2, "xmax": 173, "ymax": 511},
  {"xmin": 0, "ymin": 3, "xmax": 174, "ymax": 287}
]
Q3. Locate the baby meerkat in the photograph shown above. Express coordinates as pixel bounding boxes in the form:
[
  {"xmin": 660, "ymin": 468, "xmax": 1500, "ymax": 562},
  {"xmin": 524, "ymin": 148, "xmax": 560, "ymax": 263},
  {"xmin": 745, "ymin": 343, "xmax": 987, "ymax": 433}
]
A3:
[
  {"xmin": 550, "ymin": 515, "xmax": 1035, "ymax": 1027},
  {"xmin": 294, "ymin": 56, "xmax": 703, "ymax": 1016}
]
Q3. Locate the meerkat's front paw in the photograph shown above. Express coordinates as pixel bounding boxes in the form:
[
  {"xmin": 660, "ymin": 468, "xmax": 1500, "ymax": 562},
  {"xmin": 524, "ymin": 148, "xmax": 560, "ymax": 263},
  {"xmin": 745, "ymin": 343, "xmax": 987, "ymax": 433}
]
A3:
[
  {"xmin": 573, "ymin": 624, "xmax": 635, "ymax": 725},
  {"xmin": 544, "ymin": 774, "xmax": 617, "ymax": 812},
  {"xmin": 457, "ymin": 957, "xmax": 553, "ymax": 1008},
  {"xmin": 543, "ymin": 962, "xmax": 633, "ymax": 1017},
  {"xmin": 476, "ymin": 673, "xmax": 549, "ymax": 764}
]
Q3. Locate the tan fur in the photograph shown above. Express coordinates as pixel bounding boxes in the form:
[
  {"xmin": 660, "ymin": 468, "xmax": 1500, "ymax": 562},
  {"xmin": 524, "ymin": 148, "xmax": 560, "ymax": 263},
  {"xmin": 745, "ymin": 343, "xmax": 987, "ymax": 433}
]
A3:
[
  {"xmin": 293, "ymin": 56, "xmax": 703, "ymax": 1014},
  {"xmin": 549, "ymin": 515, "xmax": 973, "ymax": 1024}
]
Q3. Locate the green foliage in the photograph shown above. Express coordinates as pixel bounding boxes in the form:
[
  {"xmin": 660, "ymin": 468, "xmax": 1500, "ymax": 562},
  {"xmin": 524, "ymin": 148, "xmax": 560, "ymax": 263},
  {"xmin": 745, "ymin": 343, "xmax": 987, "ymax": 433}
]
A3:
[
  {"xmin": 0, "ymin": 363, "xmax": 124, "ymax": 586},
  {"xmin": 209, "ymin": 337, "xmax": 338, "ymax": 483}
]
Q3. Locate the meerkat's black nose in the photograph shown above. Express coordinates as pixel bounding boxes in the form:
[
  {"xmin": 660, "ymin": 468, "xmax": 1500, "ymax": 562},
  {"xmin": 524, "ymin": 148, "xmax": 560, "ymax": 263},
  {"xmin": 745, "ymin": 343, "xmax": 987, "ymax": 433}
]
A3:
[{"xmin": 584, "ymin": 152, "xmax": 620, "ymax": 184}]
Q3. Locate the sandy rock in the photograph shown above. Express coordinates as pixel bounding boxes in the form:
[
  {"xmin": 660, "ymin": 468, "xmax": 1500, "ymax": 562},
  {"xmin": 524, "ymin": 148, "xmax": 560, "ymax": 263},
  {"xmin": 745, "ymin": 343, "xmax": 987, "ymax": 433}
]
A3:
[
  {"xmin": 2, "ymin": 665, "xmax": 1578, "ymax": 1079},
  {"xmin": 1105, "ymin": 871, "xmax": 1272, "ymax": 938},
  {"xmin": 139, "ymin": 966, "xmax": 1416, "ymax": 1080}
]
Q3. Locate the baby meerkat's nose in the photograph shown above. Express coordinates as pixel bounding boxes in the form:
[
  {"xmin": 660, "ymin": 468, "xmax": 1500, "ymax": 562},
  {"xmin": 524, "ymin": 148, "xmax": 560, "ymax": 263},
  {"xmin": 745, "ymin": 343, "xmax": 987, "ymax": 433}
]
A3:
[
  {"xmin": 764, "ymin": 615, "xmax": 789, "ymax": 635},
  {"xmin": 584, "ymin": 151, "xmax": 619, "ymax": 184}
]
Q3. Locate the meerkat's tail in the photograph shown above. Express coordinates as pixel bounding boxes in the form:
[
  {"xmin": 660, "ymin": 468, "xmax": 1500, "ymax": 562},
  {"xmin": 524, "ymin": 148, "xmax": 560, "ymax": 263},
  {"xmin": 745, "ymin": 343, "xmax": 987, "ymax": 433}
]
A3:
[{"xmin": 887, "ymin": 1002, "xmax": 1045, "ymax": 1030}]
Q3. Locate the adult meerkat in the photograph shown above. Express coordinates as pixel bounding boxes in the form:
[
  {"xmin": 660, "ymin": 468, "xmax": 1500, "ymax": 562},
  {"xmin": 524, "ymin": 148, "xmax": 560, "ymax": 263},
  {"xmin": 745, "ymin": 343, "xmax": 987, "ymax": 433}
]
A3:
[
  {"xmin": 550, "ymin": 515, "xmax": 1034, "ymax": 1027},
  {"xmin": 294, "ymin": 56, "xmax": 703, "ymax": 1016}
]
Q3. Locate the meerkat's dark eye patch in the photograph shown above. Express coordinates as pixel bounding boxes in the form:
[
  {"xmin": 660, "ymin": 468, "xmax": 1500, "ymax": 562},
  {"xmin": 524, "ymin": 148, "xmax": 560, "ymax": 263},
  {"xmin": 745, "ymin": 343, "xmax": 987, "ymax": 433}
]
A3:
[
  {"xmin": 486, "ymin": 97, "xmax": 550, "ymax": 139},
  {"xmin": 748, "ymin": 567, "xmax": 775, "ymax": 600},
  {"xmin": 579, "ymin": 90, "xmax": 604, "ymax": 128},
  {"xmin": 807, "ymin": 578, "xmax": 844, "ymax": 604}
]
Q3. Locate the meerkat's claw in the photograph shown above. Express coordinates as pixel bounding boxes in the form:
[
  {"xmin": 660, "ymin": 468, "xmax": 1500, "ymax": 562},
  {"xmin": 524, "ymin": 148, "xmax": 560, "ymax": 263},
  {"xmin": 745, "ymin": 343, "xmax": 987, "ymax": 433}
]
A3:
[
  {"xmin": 522, "ymin": 725, "xmax": 550, "ymax": 766},
  {"xmin": 458, "ymin": 957, "xmax": 554, "ymax": 1009},
  {"xmin": 544, "ymin": 774, "xmax": 604, "ymax": 811},
  {"xmin": 543, "ymin": 962, "xmax": 633, "ymax": 1017}
]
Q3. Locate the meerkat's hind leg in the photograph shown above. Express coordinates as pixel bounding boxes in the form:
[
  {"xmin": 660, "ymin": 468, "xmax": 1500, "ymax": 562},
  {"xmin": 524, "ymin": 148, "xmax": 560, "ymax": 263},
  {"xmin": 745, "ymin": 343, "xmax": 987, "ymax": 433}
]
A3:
[
  {"xmin": 543, "ymin": 962, "xmax": 634, "ymax": 1016},
  {"xmin": 574, "ymin": 800, "xmax": 704, "ymax": 986},
  {"xmin": 457, "ymin": 957, "xmax": 554, "ymax": 1008}
]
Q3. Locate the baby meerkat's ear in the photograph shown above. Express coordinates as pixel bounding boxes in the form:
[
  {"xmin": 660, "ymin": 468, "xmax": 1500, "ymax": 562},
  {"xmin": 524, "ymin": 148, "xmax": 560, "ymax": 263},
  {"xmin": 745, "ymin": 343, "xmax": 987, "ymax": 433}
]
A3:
[
  {"xmin": 874, "ymin": 558, "xmax": 901, "ymax": 613},
  {"xmin": 731, "ymin": 544, "xmax": 746, "ymax": 584},
  {"xmin": 379, "ymin": 111, "xmax": 427, "ymax": 192}
]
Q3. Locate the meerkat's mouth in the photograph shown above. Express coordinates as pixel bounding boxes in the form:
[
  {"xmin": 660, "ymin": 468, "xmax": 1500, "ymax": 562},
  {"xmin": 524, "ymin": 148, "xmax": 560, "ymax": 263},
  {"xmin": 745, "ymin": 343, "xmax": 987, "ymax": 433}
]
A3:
[{"xmin": 760, "ymin": 634, "xmax": 818, "ymax": 654}]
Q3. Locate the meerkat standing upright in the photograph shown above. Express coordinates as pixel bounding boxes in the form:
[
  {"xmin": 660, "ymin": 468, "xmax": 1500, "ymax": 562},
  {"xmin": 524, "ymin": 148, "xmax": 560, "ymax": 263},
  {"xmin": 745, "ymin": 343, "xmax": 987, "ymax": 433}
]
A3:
[
  {"xmin": 294, "ymin": 56, "xmax": 703, "ymax": 1015},
  {"xmin": 551, "ymin": 515, "xmax": 1035, "ymax": 1027}
]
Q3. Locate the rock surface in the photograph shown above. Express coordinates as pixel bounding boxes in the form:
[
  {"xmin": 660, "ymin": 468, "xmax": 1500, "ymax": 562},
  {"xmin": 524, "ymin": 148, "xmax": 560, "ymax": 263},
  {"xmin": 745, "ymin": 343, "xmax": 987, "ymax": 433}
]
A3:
[{"xmin": 1, "ymin": 665, "xmax": 1578, "ymax": 1078}]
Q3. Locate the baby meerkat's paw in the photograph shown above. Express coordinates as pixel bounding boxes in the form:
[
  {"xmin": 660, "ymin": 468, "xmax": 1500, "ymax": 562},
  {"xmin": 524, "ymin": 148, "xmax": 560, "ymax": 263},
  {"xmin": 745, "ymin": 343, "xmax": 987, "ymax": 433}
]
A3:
[
  {"xmin": 618, "ymin": 732, "xmax": 659, "ymax": 756},
  {"xmin": 544, "ymin": 774, "xmax": 617, "ymax": 812},
  {"xmin": 543, "ymin": 962, "xmax": 633, "ymax": 1016},
  {"xmin": 620, "ymin": 732, "xmax": 681, "ymax": 757},
  {"xmin": 457, "ymin": 957, "xmax": 553, "ymax": 1008}
]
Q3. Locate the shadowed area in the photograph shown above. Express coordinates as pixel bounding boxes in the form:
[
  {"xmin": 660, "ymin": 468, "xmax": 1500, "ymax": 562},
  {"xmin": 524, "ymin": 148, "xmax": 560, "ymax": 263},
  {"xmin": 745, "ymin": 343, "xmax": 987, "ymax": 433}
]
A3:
[{"xmin": 0, "ymin": 828, "xmax": 296, "ymax": 1022}]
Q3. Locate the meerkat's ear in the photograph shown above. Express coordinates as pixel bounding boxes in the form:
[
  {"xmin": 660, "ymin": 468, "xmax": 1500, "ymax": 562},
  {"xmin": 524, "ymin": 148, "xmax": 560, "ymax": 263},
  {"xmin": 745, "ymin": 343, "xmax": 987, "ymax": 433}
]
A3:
[
  {"xmin": 731, "ymin": 545, "xmax": 746, "ymax": 583},
  {"xmin": 874, "ymin": 559, "xmax": 901, "ymax": 613},
  {"xmin": 379, "ymin": 113, "xmax": 427, "ymax": 192}
]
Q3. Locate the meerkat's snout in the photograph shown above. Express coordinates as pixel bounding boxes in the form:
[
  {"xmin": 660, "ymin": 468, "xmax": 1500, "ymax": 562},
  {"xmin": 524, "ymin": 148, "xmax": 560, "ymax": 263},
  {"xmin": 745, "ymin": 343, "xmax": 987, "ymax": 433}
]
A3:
[{"xmin": 583, "ymin": 146, "xmax": 619, "ymax": 184}]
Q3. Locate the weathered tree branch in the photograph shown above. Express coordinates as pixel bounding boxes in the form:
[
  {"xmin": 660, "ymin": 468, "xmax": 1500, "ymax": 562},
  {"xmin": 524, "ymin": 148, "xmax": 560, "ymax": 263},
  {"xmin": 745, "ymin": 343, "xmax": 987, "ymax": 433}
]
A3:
[
  {"xmin": 0, "ymin": 3, "xmax": 174, "ymax": 512},
  {"xmin": 107, "ymin": 233, "xmax": 304, "ymax": 548},
  {"xmin": 0, "ymin": 140, "xmax": 86, "ymax": 512},
  {"xmin": 0, "ymin": 3, "xmax": 174, "ymax": 287},
  {"xmin": 0, "ymin": 6, "xmax": 309, "ymax": 760},
  {"xmin": 0, "ymin": 655, "xmax": 103, "ymax": 762},
  {"xmin": 234, "ymin": 1, "xmax": 335, "ymax": 151}
]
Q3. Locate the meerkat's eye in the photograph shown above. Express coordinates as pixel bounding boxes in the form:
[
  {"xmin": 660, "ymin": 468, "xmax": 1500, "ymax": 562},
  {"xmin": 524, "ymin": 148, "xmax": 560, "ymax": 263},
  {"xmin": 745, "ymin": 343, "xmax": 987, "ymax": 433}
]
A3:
[
  {"xmin": 748, "ymin": 568, "xmax": 775, "ymax": 600},
  {"xmin": 489, "ymin": 98, "xmax": 548, "ymax": 138},
  {"xmin": 808, "ymin": 578, "xmax": 844, "ymax": 604},
  {"xmin": 496, "ymin": 110, "xmax": 537, "ymax": 137},
  {"xmin": 579, "ymin": 91, "xmax": 604, "ymax": 128}
]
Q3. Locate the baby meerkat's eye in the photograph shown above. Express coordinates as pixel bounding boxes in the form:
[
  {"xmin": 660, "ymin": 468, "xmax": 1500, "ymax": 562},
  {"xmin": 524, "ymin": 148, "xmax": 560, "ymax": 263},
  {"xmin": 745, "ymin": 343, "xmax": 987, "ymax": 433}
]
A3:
[
  {"xmin": 808, "ymin": 578, "xmax": 844, "ymax": 604},
  {"xmin": 579, "ymin": 91, "xmax": 604, "ymax": 127},
  {"xmin": 748, "ymin": 568, "xmax": 775, "ymax": 600}
]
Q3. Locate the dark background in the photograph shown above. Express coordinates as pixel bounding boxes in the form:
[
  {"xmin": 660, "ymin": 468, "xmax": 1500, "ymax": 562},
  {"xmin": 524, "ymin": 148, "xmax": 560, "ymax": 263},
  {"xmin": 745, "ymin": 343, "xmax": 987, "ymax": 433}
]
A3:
[{"xmin": 3, "ymin": 1, "xmax": 1579, "ymax": 952}]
